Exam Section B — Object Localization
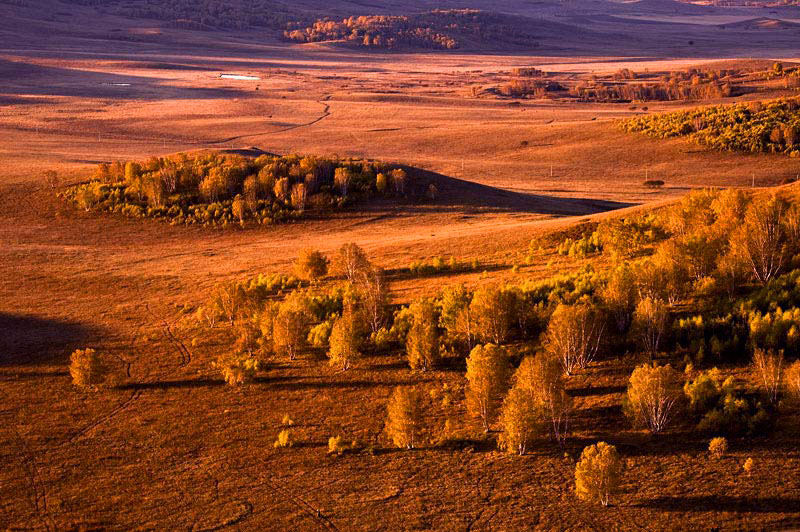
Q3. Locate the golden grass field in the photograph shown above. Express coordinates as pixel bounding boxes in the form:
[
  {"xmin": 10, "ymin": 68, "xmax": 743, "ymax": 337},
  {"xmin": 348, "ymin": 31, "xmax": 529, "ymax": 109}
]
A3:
[{"xmin": 3, "ymin": 1, "xmax": 800, "ymax": 530}]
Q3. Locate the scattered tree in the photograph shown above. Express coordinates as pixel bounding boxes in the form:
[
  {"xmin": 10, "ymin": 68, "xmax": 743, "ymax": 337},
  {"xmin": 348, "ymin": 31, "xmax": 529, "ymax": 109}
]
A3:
[
  {"xmin": 544, "ymin": 302, "xmax": 605, "ymax": 375},
  {"xmin": 498, "ymin": 384, "xmax": 542, "ymax": 455},
  {"xmin": 465, "ymin": 344, "xmax": 511, "ymax": 432},
  {"xmin": 273, "ymin": 292, "xmax": 310, "ymax": 360},
  {"xmin": 752, "ymin": 348, "xmax": 784, "ymax": 404},
  {"xmin": 602, "ymin": 265, "xmax": 638, "ymax": 333},
  {"xmin": 514, "ymin": 352, "xmax": 573, "ymax": 444},
  {"xmin": 574, "ymin": 442, "xmax": 623, "ymax": 507},
  {"xmin": 293, "ymin": 249, "xmax": 329, "ymax": 282},
  {"xmin": 470, "ymin": 284, "xmax": 514, "ymax": 344},
  {"xmin": 385, "ymin": 386, "xmax": 425, "ymax": 449},
  {"xmin": 785, "ymin": 359, "xmax": 800, "ymax": 402},
  {"xmin": 733, "ymin": 195, "xmax": 789, "ymax": 284},
  {"xmin": 406, "ymin": 299, "xmax": 440, "ymax": 371},
  {"xmin": 328, "ymin": 306, "xmax": 362, "ymax": 370},
  {"xmin": 624, "ymin": 363, "xmax": 681, "ymax": 433},
  {"xmin": 633, "ymin": 297, "xmax": 669, "ymax": 358},
  {"xmin": 332, "ymin": 242, "xmax": 371, "ymax": 282},
  {"xmin": 439, "ymin": 284, "xmax": 474, "ymax": 351}
]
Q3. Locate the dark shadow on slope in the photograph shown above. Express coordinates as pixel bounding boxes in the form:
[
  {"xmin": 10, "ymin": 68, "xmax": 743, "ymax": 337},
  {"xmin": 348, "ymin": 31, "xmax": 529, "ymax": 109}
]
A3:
[
  {"xmin": 0, "ymin": 59, "xmax": 246, "ymax": 101},
  {"xmin": 399, "ymin": 166, "xmax": 636, "ymax": 217},
  {"xmin": 0, "ymin": 313, "xmax": 97, "ymax": 366}
]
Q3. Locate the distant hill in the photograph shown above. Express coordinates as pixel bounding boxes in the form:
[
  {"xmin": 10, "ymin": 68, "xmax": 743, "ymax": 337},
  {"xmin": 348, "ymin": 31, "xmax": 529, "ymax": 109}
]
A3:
[{"xmin": 720, "ymin": 17, "xmax": 800, "ymax": 30}]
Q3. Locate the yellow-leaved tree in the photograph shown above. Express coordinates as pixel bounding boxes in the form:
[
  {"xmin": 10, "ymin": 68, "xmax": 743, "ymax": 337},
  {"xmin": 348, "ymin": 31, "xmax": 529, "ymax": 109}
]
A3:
[
  {"xmin": 406, "ymin": 299, "xmax": 440, "ymax": 371},
  {"xmin": 575, "ymin": 441, "xmax": 623, "ymax": 507},
  {"xmin": 385, "ymin": 386, "xmax": 424, "ymax": 449},
  {"xmin": 328, "ymin": 306, "xmax": 363, "ymax": 370},
  {"xmin": 623, "ymin": 363, "xmax": 681, "ymax": 433},
  {"xmin": 465, "ymin": 344, "xmax": 511, "ymax": 432}
]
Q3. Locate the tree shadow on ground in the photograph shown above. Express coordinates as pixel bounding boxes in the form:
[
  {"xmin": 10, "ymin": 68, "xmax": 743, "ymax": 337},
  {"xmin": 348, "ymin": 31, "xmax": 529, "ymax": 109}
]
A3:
[
  {"xmin": 636, "ymin": 495, "xmax": 800, "ymax": 513},
  {"xmin": 568, "ymin": 385, "xmax": 627, "ymax": 397},
  {"xmin": 263, "ymin": 378, "xmax": 434, "ymax": 391},
  {"xmin": 0, "ymin": 312, "xmax": 98, "ymax": 366},
  {"xmin": 117, "ymin": 378, "xmax": 225, "ymax": 390}
]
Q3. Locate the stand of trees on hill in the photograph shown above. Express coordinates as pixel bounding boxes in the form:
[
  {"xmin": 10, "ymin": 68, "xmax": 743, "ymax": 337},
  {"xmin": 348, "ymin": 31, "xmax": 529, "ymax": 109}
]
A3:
[
  {"xmin": 177, "ymin": 188, "xmax": 800, "ymax": 445},
  {"xmin": 283, "ymin": 10, "xmax": 541, "ymax": 50},
  {"xmin": 623, "ymin": 97, "xmax": 800, "ymax": 155},
  {"xmin": 59, "ymin": 152, "xmax": 415, "ymax": 227},
  {"xmin": 72, "ymin": 186, "xmax": 800, "ymax": 506}
]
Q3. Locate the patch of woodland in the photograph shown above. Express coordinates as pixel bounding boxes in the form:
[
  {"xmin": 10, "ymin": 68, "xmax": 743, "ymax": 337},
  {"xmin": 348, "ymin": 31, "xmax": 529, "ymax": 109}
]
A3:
[
  {"xmin": 58, "ymin": 152, "xmax": 423, "ymax": 228},
  {"xmin": 623, "ymin": 95, "xmax": 800, "ymax": 156},
  {"xmin": 283, "ymin": 10, "xmax": 541, "ymax": 50}
]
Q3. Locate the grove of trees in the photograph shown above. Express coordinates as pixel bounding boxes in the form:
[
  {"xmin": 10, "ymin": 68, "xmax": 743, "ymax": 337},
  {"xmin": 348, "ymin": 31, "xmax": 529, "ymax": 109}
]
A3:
[{"xmin": 60, "ymin": 153, "xmax": 417, "ymax": 227}]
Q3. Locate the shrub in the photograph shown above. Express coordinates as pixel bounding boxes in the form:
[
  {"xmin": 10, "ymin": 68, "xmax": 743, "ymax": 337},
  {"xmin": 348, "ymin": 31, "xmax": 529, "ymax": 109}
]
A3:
[
  {"xmin": 465, "ymin": 344, "xmax": 511, "ymax": 432},
  {"xmin": 307, "ymin": 320, "xmax": 333, "ymax": 348},
  {"xmin": 574, "ymin": 442, "xmax": 623, "ymax": 507},
  {"xmin": 213, "ymin": 353, "xmax": 261, "ymax": 386},
  {"xmin": 696, "ymin": 392, "xmax": 773, "ymax": 436},
  {"xmin": 327, "ymin": 435, "xmax": 353, "ymax": 455},
  {"xmin": 274, "ymin": 429, "xmax": 293, "ymax": 448},
  {"xmin": 69, "ymin": 348, "xmax": 109, "ymax": 390},
  {"xmin": 281, "ymin": 414, "xmax": 294, "ymax": 427},
  {"xmin": 385, "ymin": 386, "xmax": 425, "ymax": 449},
  {"xmin": 684, "ymin": 368, "xmax": 735, "ymax": 414},
  {"xmin": 743, "ymin": 457, "xmax": 754, "ymax": 476},
  {"xmin": 708, "ymin": 436, "xmax": 727, "ymax": 459},
  {"xmin": 624, "ymin": 363, "xmax": 682, "ymax": 433},
  {"xmin": 293, "ymin": 249, "xmax": 329, "ymax": 282}
]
